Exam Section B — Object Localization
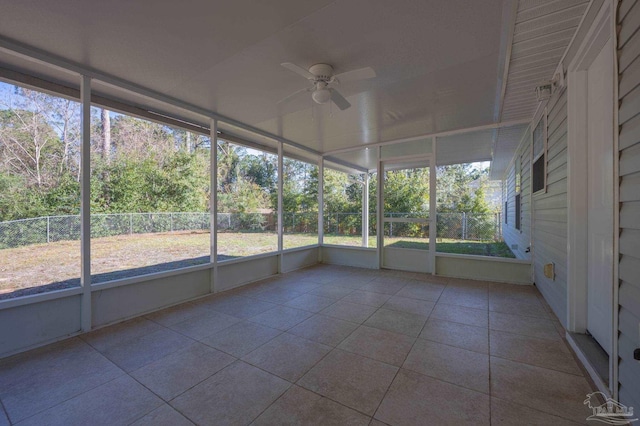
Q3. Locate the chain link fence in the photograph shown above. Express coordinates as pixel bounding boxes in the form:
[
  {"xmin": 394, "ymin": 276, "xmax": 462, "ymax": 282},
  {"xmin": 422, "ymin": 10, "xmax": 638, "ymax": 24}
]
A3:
[
  {"xmin": 0, "ymin": 211, "xmax": 502, "ymax": 249},
  {"xmin": 437, "ymin": 212, "xmax": 502, "ymax": 241}
]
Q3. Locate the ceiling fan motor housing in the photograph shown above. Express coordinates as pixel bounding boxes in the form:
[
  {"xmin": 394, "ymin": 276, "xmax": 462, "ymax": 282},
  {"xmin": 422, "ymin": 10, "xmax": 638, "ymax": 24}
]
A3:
[{"xmin": 309, "ymin": 63, "xmax": 334, "ymax": 81}]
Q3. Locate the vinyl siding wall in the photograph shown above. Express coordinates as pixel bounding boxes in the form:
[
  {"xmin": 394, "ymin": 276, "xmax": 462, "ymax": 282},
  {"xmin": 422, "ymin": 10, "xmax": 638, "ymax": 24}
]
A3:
[
  {"xmin": 502, "ymin": 91, "xmax": 569, "ymax": 328},
  {"xmin": 533, "ymin": 90, "xmax": 569, "ymax": 328},
  {"xmin": 502, "ymin": 128, "xmax": 532, "ymax": 261},
  {"xmin": 617, "ymin": 0, "xmax": 640, "ymax": 410}
]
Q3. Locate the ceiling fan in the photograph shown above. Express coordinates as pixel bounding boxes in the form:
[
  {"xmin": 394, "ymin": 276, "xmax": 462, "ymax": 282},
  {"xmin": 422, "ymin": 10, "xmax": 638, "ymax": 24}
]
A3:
[{"xmin": 279, "ymin": 62, "xmax": 376, "ymax": 110}]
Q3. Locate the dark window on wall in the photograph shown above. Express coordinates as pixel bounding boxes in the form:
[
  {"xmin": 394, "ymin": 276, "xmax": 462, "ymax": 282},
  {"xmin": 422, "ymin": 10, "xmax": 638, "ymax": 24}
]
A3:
[
  {"xmin": 504, "ymin": 201, "xmax": 508, "ymax": 224},
  {"xmin": 532, "ymin": 156, "xmax": 545, "ymax": 192},
  {"xmin": 532, "ymin": 114, "xmax": 547, "ymax": 194},
  {"xmin": 515, "ymin": 194, "xmax": 521, "ymax": 231}
]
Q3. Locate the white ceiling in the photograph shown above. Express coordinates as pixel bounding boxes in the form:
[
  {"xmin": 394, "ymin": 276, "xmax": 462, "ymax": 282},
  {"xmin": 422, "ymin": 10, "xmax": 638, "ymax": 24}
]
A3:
[{"xmin": 0, "ymin": 0, "xmax": 588, "ymax": 175}]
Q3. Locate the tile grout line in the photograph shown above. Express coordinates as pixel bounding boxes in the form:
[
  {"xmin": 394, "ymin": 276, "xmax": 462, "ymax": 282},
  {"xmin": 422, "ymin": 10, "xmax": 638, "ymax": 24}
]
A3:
[
  {"xmin": 9, "ymin": 374, "xmax": 125, "ymax": 426},
  {"xmin": 0, "ymin": 397, "xmax": 11, "ymax": 426},
  {"xmin": 369, "ymin": 277, "xmax": 447, "ymax": 422},
  {"xmin": 246, "ymin": 288, "xmax": 379, "ymax": 424},
  {"xmin": 6, "ymin": 339, "xmax": 130, "ymax": 425},
  {"xmin": 207, "ymin": 271, "xmax": 377, "ymax": 424},
  {"xmin": 248, "ymin": 273, "xmax": 422, "ymax": 422}
]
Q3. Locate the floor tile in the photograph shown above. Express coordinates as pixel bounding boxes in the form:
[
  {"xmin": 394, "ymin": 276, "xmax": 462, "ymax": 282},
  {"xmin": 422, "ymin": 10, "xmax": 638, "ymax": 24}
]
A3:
[
  {"xmin": 419, "ymin": 318, "xmax": 488, "ymax": 353},
  {"xmin": 403, "ymin": 339, "xmax": 489, "ymax": 393},
  {"xmin": 369, "ymin": 275, "xmax": 413, "ymax": 286},
  {"xmin": 144, "ymin": 302, "xmax": 207, "ymax": 327},
  {"xmin": 364, "ymin": 308, "xmax": 427, "ymax": 337},
  {"xmin": 395, "ymin": 282, "xmax": 444, "ymax": 301},
  {"xmin": 99, "ymin": 328, "xmax": 193, "ymax": 372},
  {"xmin": 489, "ymin": 296, "xmax": 549, "ymax": 318},
  {"xmin": 490, "ymin": 330, "xmax": 583, "ymax": 375},
  {"xmin": 0, "ymin": 339, "xmax": 123, "ymax": 424},
  {"xmin": 171, "ymin": 361, "xmax": 290, "ymax": 426},
  {"xmin": 489, "ymin": 282, "xmax": 537, "ymax": 294},
  {"xmin": 490, "ymin": 357, "xmax": 594, "ymax": 423},
  {"xmin": 288, "ymin": 314, "xmax": 359, "ymax": 347},
  {"xmin": 242, "ymin": 333, "xmax": 331, "ymax": 381},
  {"xmin": 17, "ymin": 375, "xmax": 163, "ymax": 426},
  {"xmin": 411, "ymin": 273, "xmax": 449, "ymax": 285},
  {"xmin": 375, "ymin": 368, "xmax": 490, "ymax": 425},
  {"xmin": 252, "ymin": 385, "xmax": 370, "ymax": 426},
  {"xmin": 308, "ymin": 284, "xmax": 354, "ymax": 299},
  {"xmin": 130, "ymin": 342, "xmax": 235, "ymax": 400},
  {"xmin": 342, "ymin": 290, "xmax": 392, "ymax": 307},
  {"xmin": 199, "ymin": 295, "xmax": 277, "ymax": 319},
  {"xmin": 199, "ymin": 321, "xmax": 281, "ymax": 357},
  {"xmin": 338, "ymin": 325, "xmax": 415, "ymax": 366},
  {"xmin": 284, "ymin": 294, "xmax": 336, "ymax": 313},
  {"xmin": 437, "ymin": 288, "xmax": 488, "ymax": 310},
  {"xmin": 248, "ymin": 306, "xmax": 314, "ymax": 331},
  {"xmin": 320, "ymin": 300, "xmax": 377, "ymax": 323},
  {"xmin": 251, "ymin": 286, "xmax": 306, "ymax": 303},
  {"xmin": 330, "ymin": 275, "xmax": 374, "ymax": 289},
  {"xmin": 446, "ymin": 277, "xmax": 490, "ymax": 290},
  {"xmin": 281, "ymin": 279, "xmax": 322, "ymax": 293},
  {"xmin": 382, "ymin": 296, "xmax": 435, "ymax": 316},
  {"xmin": 490, "ymin": 311, "xmax": 561, "ymax": 341},
  {"xmin": 490, "ymin": 397, "xmax": 582, "ymax": 426},
  {"xmin": 168, "ymin": 310, "xmax": 240, "ymax": 340},
  {"xmin": 130, "ymin": 404, "xmax": 194, "ymax": 426},
  {"xmin": 429, "ymin": 303, "xmax": 488, "ymax": 327},
  {"xmin": 358, "ymin": 280, "xmax": 407, "ymax": 295},
  {"xmin": 81, "ymin": 317, "xmax": 163, "ymax": 353},
  {"xmin": 298, "ymin": 349, "xmax": 398, "ymax": 416}
]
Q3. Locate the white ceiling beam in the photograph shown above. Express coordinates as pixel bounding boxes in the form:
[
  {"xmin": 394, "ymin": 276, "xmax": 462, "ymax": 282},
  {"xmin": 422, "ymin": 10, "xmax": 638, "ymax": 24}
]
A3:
[
  {"xmin": 0, "ymin": 36, "xmax": 322, "ymax": 158},
  {"xmin": 322, "ymin": 119, "xmax": 530, "ymax": 157}
]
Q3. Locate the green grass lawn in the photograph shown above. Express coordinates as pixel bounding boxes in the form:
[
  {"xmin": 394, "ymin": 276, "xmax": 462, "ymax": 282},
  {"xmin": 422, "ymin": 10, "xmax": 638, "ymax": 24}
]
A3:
[{"xmin": 1, "ymin": 231, "xmax": 514, "ymax": 297}]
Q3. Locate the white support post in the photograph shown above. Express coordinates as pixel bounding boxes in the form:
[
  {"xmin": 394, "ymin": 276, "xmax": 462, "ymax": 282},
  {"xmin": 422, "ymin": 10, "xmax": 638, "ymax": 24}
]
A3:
[
  {"xmin": 80, "ymin": 76, "xmax": 92, "ymax": 332},
  {"xmin": 277, "ymin": 142, "xmax": 284, "ymax": 273},
  {"xmin": 429, "ymin": 136, "xmax": 437, "ymax": 274},
  {"xmin": 377, "ymin": 147, "xmax": 383, "ymax": 269},
  {"xmin": 318, "ymin": 158, "xmax": 324, "ymax": 262},
  {"xmin": 362, "ymin": 173, "xmax": 369, "ymax": 248},
  {"xmin": 210, "ymin": 119, "xmax": 218, "ymax": 293}
]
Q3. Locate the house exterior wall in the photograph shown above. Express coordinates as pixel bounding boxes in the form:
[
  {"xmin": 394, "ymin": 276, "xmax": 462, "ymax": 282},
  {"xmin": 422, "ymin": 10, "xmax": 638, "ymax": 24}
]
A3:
[
  {"xmin": 502, "ymin": 128, "xmax": 533, "ymax": 261},
  {"xmin": 617, "ymin": 0, "xmax": 640, "ymax": 410},
  {"xmin": 502, "ymin": 94, "xmax": 569, "ymax": 327},
  {"xmin": 532, "ymin": 89, "xmax": 569, "ymax": 328}
]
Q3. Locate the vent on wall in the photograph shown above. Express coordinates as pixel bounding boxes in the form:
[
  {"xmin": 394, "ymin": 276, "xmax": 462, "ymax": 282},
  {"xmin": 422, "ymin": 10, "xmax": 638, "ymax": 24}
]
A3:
[{"xmin": 544, "ymin": 262, "xmax": 555, "ymax": 280}]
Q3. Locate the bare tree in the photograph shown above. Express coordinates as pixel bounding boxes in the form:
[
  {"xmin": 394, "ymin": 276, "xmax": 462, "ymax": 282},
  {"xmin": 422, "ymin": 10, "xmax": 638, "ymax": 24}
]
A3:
[{"xmin": 101, "ymin": 108, "xmax": 111, "ymax": 162}]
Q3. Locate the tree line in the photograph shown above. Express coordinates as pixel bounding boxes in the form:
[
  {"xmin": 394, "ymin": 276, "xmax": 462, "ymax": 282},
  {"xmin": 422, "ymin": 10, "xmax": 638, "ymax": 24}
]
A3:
[{"xmin": 0, "ymin": 85, "xmax": 495, "ymax": 226}]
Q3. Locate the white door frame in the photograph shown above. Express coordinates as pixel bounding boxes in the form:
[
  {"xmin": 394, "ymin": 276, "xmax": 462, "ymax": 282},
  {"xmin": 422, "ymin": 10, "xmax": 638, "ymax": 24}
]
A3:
[
  {"xmin": 566, "ymin": 0, "xmax": 619, "ymax": 397},
  {"xmin": 377, "ymin": 154, "xmax": 435, "ymax": 273}
]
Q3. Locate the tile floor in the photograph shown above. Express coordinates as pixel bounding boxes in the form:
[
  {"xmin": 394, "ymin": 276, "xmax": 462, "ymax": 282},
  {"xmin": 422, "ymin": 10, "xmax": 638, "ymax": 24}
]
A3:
[{"xmin": 0, "ymin": 264, "xmax": 596, "ymax": 425}]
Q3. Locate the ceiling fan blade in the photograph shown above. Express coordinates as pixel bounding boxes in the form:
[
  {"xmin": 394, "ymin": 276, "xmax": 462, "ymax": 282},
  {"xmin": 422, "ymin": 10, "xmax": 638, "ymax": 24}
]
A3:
[
  {"xmin": 330, "ymin": 89, "xmax": 351, "ymax": 110},
  {"xmin": 334, "ymin": 67, "xmax": 376, "ymax": 83},
  {"xmin": 281, "ymin": 62, "xmax": 315, "ymax": 80},
  {"xmin": 277, "ymin": 86, "xmax": 311, "ymax": 105}
]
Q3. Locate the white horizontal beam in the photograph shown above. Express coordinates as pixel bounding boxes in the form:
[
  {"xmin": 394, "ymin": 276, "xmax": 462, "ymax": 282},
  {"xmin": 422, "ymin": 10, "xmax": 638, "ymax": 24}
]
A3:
[
  {"xmin": 0, "ymin": 36, "xmax": 320, "ymax": 157},
  {"xmin": 322, "ymin": 119, "xmax": 530, "ymax": 157}
]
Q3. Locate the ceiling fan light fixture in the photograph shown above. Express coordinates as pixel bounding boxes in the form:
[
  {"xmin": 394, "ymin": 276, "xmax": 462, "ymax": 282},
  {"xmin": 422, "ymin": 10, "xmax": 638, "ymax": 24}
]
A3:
[{"xmin": 312, "ymin": 88, "xmax": 332, "ymax": 104}]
